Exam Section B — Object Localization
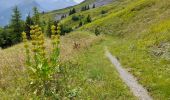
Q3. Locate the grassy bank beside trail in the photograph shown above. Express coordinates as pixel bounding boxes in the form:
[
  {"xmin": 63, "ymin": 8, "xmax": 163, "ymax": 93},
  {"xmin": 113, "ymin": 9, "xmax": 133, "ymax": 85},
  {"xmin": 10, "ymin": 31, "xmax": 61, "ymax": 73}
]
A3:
[
  {"xmin": 65, "ymin": 37, "xmax": 136, "ymax": 99},
  {"xmin": 106, "ymin": 37, "xmax": 170, "ymax": 100},
  {"xmin": 73, "ymin": 0, "xmax": 170, "ymax": 99}
]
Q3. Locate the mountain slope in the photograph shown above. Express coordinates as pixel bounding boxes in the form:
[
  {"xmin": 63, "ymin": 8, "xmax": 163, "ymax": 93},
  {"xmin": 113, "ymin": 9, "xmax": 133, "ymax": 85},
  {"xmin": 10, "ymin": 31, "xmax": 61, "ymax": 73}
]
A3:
[
  {"xmin": 0, "ymin": 0, "xmax": 43, "ymax": 26},
  {"xmin": 56, "ymin": 0, "xmax": 170, "ymax": 99},
  {"xmin": 0, "ymin": 0, "xmax": 79, "ymax": 26},
  {"xmin": 37, "ymin": 0, "xmax": 77, "ymax": 11},
  {"xmin": 76, "ymin": 0, "xmax": 170, "ymax": 99}
]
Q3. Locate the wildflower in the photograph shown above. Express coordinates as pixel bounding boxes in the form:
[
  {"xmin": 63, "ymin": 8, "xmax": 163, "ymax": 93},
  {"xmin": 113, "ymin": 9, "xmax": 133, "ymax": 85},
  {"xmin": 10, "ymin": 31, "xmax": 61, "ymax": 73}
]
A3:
[{"xmin": 22, "ymin": 24, "xmax": 61, "ymax": 96}]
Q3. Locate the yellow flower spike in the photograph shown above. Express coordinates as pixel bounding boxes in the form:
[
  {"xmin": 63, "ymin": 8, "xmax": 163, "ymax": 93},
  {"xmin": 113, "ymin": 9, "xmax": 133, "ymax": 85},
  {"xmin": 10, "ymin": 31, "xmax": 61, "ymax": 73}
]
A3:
[
  {"xmin": 23, "ymin": 24, "xmax": 61, "ymax": 93},
  {"xmin": 32, "ymin": 48, "xmax": 37, "ymax": 52},
  {"xmin": 35, "ymin": 25, "xmax": 39, "ymax": 29},
  {"xmin": 37, "ymin": 36, "xmax": 41, "ymax": 41},
  {"xmin": 24, "ymin": 43, "xmax": 29, "ymax": 48},
  {"xmin": 22, "ymin": 32, "xmax": 28, "ymax": 45},
  {"xmin": 51, "ymin": 25, "xmax": 56, "ymax": 30},
  {"xmin": 52, "ymin": 30, "xmax": 56, "ymax": 35},
  {"xmin": 34, "ymin": 35, "xmax": 38, "ymax": 40},
  {"xmin": 39, "ymin": 41, "xmax": 44, "ymax": 46},
  {"xmin": 32, "ymin": 36, "xmax": 35, "ymax": 40},
  {"xmin": 57, "ymin": 24, "xmax": 61, "ymax": 35},
  {"xmin": 40, "ymin": 46, "xmax": 46, "ymax": 50},
  {"xmin": 22, "ymin": 32, "xmax": 27, "ymax": 38},
  {"xmin": 58, "ymin": 23, "xmax": 61, "ymax": 26},
  {"xmin": 34, "ymin": 31, "xmax": 38, "ymax": 36},
  {"xmin": 40, "ymin": 37, "xmax": 44, "ymax": 41},
  {"xmin": 30, "ymin": 25, "xmax": 34, "ymax": 29},
  {"xmin": 32, "ymin": 41, "xmax": 36, "ymax": 45},
  {"xmin": 51, "ymin": 35, "xmax": 55, "ymax": 40},
  {"xmin": 57, "ymin": 30, "xmax": 61, "ymax": 34},
  {"xmin": 57, "ymin": 26, "xmax": 61, "ymax": 30},
  {"xmin": 36, "ymin": 32, "xmax": 41, "ymax": 36},
  {"xmin": 52, "ymin": 40, "xmax": 57, "ymax": 45},
  {"xmin": 22, "ymin": 32, "xmax": 26, "ymax": 36},
  {"xmin": 38, "ymin": 40, "xmax": 43, "ymax": 45},
  {"xmin": 30, "ymin": 30, "xmax": 35, "ymax": 34},
  {"xmin": 38, "ymin": 27, "xmax": 41, "ymax": 31}
]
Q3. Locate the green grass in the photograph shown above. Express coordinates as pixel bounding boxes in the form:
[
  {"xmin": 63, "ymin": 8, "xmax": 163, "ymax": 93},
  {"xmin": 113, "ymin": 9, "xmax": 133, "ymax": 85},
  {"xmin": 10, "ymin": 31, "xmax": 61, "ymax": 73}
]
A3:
[
  {"xmin": 61, "ymin": 13, "xmax": 170, "ymax": 99},
  {"xmin": 65, "ymin": 36, "xmax": 136, "ymax": 99},
  {"xmin": 74, "ymin": 0, "xmax": 170, "ymax": 99},
  {"xmin": 106, "ymin": 36, "xmax": 170, "ymax": 100}
]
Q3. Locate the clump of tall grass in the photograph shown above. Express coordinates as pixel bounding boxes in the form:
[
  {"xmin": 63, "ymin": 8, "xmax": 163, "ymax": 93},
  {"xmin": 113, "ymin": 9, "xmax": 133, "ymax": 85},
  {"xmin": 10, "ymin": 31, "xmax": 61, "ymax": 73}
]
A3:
[{"xmin": 22, "ymin": 24, "xmax": 61, "ymax": 98}]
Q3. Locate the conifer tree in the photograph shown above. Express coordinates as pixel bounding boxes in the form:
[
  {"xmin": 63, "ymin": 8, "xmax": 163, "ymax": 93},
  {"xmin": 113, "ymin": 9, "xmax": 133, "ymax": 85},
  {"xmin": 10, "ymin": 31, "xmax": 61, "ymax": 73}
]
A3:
[
  {"xmin": 69, "ymin": 8, "xmax": 76, "ymax": 15},
  {"xmin": 61, "ymin": 15, "xmax": 64, "ymax": 19},
  {"xmin": 86, "ymin": 15, "xmax": 92, "ymax": 23},
  {"xmin": 25, "ymin": 14, "xmax": 33, "ymax": 39},
  {"xmin": 61, "ymin": 14, "xmax": 66, "ymax": 19},
  {"xmin": 95, "ymin": 27, "xmax": 100, "ymax": 36},
  {"xmin": 10, "ymin": 6, "xmax": 22, "ymax": 43},
  {"xmin": 69, "ymin": 9, "xmax": 72, "ymax": 15},
  {"xmin": 85, "ymin": 6, "xmax": 87, "ymax": 10},
  {"xmin": 72, "ymin": 8, "xmax": 76, "ymax": 14},
  {"xmin": 81, "ymin": 6, "xmax": 85, "ymax": 11},
  {"xmin": 79, "ymin": 21, "xmax": 83, "ymax": 27},
  {"xmin": 87, "ymin": 5, "xmax": 90, "ymax": 10},
  {"xmin": 32, "ymin": 7, "xmax": 40, "ymax": 25},
  {"xmin": 46, "ymin": 19, "xmax": 53, "ymax": 37},
  {"xmin": 54, "ymin": 21, "xmax": 59, "ymax": 28},
  {"xmin": 93, "ymin": 4, "xmax": 96, "ymax": 8}
]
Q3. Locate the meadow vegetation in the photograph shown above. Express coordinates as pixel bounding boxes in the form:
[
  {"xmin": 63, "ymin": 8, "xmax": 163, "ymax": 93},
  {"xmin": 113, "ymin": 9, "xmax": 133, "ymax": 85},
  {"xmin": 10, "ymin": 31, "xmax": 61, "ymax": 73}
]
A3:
[
  {"xmin": 0, "ymin": 0, "xmax": 170, "ymax": 99},
  {"xmin": 78, "ymin": 0, "xmax": 170, "ymax": 99}
]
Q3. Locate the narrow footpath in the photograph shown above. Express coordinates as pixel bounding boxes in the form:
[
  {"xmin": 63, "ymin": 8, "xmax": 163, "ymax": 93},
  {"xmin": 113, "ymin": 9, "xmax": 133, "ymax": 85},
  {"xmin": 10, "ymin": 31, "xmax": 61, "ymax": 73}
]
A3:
[{"xmin": 106, "ymin": 50, "xmax": 152, "ymax": 100}]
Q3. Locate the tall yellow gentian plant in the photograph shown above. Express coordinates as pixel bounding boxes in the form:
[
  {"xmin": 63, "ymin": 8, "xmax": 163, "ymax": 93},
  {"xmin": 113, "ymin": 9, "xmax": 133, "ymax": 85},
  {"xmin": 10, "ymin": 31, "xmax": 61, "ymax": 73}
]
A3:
[{"xmin": 22, "ymin": 24, "xmax": 61, "ymax": 96}]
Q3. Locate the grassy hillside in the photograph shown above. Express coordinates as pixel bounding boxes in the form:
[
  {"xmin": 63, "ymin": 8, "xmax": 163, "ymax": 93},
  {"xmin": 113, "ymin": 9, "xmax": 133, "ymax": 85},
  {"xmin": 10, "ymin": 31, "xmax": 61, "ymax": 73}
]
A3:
[
  {"xmin": 1, "ymin": 0, "xmax": 170, "ymax": 99},
  {"xmin": 60, "ymin": 1, "xmax": 117, "ymax": 29},
  {"xmin": 41, "ymin": 0, "xmax": 96, "ymax": 21},
  {"xmin": 58, "ymin": 0, "xmax": 170, "ymax": 99},
  {"xmin": 77, "ymin": 0, "xmax": 170, "ymax": 99}
]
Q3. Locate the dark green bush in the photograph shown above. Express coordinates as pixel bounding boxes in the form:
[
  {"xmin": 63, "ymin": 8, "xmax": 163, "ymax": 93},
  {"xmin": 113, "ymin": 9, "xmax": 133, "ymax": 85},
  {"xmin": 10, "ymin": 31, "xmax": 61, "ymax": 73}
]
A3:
[
  {"xmin": 0, "ymin": 30, "xmax": 12, "ymax": 48},
  {"xmin": 79, "ymin": 21, "xmax": 83, "ymax": 27},
  {"xmin": 93, "ymin": 4, "xmax": 96, "ymax": 8},
  {"xmin": 60, "ymin": 25, "xmax": 73, "ymax": 35},
  {"xmin": 72, "ymin": 15, "xmax": 80, "ymax": 21},
  {"xmin": 101, "ymin": 10, "xmax": 107, "ymax": 14},
  {"xmin": 86, "ymin": 15, "xmax": 92, "ymax": 23},
  {"xmin": 95, "ymin": 27, "xmax": 100, "ymax": 36}
]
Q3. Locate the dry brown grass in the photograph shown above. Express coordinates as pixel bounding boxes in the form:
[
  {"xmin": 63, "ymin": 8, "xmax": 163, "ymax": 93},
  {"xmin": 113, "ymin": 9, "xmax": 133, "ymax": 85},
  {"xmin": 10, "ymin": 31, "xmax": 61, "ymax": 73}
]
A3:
[{"xmin": 60, "ymin": 31, "xmax": 103, "ymax": 61}]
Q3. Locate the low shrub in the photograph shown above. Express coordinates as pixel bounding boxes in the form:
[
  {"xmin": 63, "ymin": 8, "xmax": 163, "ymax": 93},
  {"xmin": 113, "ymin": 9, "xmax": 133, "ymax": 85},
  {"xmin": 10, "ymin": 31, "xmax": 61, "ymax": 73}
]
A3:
[
  {"xmin": 95, "ymin": 27, "xmax": 100, "ymax": 36},
  {"xmin": 101, "ymin": 10, "xmax": 107, "ymax": 14},
  {"xmin": 61, "ymin": 25, "xmax": 73, "ymax": 35},
  {"xmin": 72, "ymin": 15, "xmax": 80, "ymax": 21}
]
